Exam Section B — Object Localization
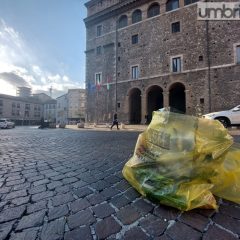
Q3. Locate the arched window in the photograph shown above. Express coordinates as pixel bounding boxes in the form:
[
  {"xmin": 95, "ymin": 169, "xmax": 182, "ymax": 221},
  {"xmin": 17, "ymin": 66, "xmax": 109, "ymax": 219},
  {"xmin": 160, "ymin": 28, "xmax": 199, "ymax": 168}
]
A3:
[
  {"xmin": 118, "ymin": 15, "xmax": 128, "ymax": 29},
  {"xmin": 132, "ymin": 9, "xmax": 142, "ymax": 24},
  {"xmin": 147, "ymin": 3, "xmax": 160, "ymax": 18},
  {"xmin": 166, "ymin": 0, "xmax": 179, "ymax": 12}
]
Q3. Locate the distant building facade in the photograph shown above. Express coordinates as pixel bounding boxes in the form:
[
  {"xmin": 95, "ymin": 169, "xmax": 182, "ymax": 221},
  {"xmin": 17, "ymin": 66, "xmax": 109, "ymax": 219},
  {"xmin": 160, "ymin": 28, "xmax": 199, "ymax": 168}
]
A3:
[
  {"xmin": 56, "ymin": 94, "xmax": 68, "ymax": 124},
  {"xmin": 17, "ymin": 87, "xmax": 32, "ymax": 98},
  {"xmin": 43, "ymin": 100, "xmax": 57, "ymax": 123},
  {"xmin": 84, "ymin": 0, "xmax": 240, "ymax": 124},
  {"xmin": 0, "ymin": 94, "xmax": 43, "ymax": 125},
  {"xmin": 67, "ymin": 89, "xmax": 86, "ymax": 122}
]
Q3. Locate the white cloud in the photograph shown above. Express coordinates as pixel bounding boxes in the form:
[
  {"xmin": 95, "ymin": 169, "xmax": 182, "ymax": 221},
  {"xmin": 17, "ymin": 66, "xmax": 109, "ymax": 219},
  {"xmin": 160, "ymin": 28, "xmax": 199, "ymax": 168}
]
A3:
[{"xmin": 0, "ymin": 19, "xmax": 84, "ymax": 98}]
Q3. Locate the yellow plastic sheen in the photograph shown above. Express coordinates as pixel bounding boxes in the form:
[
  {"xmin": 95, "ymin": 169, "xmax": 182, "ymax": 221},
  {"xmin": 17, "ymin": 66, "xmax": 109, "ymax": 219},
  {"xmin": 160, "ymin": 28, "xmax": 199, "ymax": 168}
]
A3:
[{"xmin": 122, "ymin": 110, "xmax": 240, "ymax": 211}]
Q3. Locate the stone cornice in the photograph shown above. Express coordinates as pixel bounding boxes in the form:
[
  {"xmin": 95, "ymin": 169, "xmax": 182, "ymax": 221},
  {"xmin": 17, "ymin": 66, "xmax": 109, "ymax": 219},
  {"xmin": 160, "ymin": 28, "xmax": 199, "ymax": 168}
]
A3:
[{"xmin": 84, "ymin": 0, "xmax": 155, "ymax": 27}]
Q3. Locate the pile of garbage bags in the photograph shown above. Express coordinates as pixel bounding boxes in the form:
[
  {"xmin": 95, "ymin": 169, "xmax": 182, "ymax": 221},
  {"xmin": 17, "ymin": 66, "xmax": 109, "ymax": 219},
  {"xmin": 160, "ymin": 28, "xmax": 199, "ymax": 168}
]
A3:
[{"xmin": 123, "ymin": 110, "xmax": 240, "ymax": 211}]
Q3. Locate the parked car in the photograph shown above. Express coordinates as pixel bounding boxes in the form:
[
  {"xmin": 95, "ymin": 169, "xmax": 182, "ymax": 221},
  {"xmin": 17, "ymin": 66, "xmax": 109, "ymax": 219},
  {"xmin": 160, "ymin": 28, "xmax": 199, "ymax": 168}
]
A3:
[
  {"xmin": 203, "ymin": 105, "xmax": 240, "ymax": 128},
  {"xmin": 0, "ymin": 119, "xmax": 15, "ymax": 129}
]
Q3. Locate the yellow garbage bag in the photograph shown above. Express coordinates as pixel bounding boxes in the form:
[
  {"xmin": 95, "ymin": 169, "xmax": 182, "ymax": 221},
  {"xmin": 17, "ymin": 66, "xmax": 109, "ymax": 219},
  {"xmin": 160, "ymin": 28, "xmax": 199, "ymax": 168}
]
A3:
[{"xmin": 122, "ymin": 110, "xmax": 240, "ymax": 211}]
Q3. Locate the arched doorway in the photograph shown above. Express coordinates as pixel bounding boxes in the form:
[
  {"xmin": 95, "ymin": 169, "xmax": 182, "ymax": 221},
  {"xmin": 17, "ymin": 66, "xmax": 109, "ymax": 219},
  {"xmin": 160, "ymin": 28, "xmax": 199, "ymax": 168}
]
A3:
[
  {"xmin": 169, "ymin": 82, "xmax": 186, "ymax": 113},
  {"xmin": 129, "ymin": 88, "xmax": 141, "ymax": 124},
  {"xmin": 147, "ymin": 85, "xmax": 163, "ymax": 122}
]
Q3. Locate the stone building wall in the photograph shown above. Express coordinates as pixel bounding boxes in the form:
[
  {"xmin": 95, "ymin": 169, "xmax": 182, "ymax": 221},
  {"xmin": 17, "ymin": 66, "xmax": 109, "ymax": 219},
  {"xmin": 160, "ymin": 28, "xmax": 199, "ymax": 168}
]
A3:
[{"xmin": 85, "ymin": 0, "xmax": 240, "ymax": 123}]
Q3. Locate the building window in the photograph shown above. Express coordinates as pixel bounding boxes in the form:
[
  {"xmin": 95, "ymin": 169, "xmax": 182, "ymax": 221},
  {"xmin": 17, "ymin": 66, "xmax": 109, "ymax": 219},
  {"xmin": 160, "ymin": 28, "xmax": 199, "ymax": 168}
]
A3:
[
  {"xmin": 131, "ymin": 66, "xmax": 139, "ymax": 79},
  {"xmin": 132, "ymin": 34, "xmax": 138, "ymax": 44},
  {"xmin": 199, "ymin": 56, "xmax": 203, "ymax": 61},
  {"xmin": 132, "ymin": 9, "xmax": 142, "ymax": 24},
  {"xmin": 96, "ymin": 46, "xmax": 102, "ymax": 55},
  {"xmin": 25, "ymin": 104, "xmax": 30, "ymax": 110},
  {"xmin": 117, "ymin": 102, "xmax": 121, "ymax": 108},
  {"xmin": 0, "ymin": 108, "xmax": 2, "ymax": 115},
  {"xmin": 172, "ymin": 57, "xmax": 182, "ymax": 72},
  {"xmin": 237, "ymin": 45, "xmax": 240, "ymax": 64},
  {"xmin": 147, "ymin": 3, "xmax": 160, "ymax": 18},
  {"xmin": 96, "ymin": 25, "xmax": 102, "ymax": 37},
  {"xmin": 172, "ymin": 22, "xmax": 180, "ymax": 33},
  {"xmin": 184, "ymin": 0, "xmax": 199, "ymax": 5},
  {"xmin": 118, "ymin": 15, "xmax": 128, "ymax": 29},
  {"xmin": 166, "ymin": 0, "xmax": 179, "ymax": 12},
  {"xmin": 0, "ymin": 100, "xmax": 2, "ymax": 106},
  {"xmin": 95, "ymin": 73, "xmax": 102, "ymax": 85},
  {"xmin": 17, "ymin": 103, "xmax": 20, "ymax": 108}
]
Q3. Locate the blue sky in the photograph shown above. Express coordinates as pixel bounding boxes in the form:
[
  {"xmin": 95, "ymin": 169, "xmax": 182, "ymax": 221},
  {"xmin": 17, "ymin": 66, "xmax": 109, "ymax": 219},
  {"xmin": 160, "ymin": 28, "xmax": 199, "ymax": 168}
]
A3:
[{"xmin": 0, "ymin": 0, "xmax": 88, "ymax": 98}]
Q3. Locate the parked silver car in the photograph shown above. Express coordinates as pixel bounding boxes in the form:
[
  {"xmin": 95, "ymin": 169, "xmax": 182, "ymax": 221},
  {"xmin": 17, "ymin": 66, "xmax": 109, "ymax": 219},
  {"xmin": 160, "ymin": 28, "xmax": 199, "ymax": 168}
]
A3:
[{"xmin": 0, "ymin": 119, "xmax": 15, "ymax": 129}]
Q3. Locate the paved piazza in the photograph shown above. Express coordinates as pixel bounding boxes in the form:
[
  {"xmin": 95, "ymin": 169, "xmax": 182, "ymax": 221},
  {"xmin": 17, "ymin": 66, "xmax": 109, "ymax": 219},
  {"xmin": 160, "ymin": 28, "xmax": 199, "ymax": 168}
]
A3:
[{"xmin": 0, "ymin": 127, "xmax": 239, "ymax": 240}]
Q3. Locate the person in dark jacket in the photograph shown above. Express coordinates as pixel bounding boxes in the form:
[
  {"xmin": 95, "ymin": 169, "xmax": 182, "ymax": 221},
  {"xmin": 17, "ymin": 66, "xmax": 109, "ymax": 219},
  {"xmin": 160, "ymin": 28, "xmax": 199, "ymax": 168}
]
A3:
[{"xmin": 110, "ymin": 113, "xmax": 119, "ymax": 130}]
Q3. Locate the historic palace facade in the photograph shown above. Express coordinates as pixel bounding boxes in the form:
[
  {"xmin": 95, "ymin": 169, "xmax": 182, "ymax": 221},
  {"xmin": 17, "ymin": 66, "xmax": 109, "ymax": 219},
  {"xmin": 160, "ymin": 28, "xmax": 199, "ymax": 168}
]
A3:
[{"xmin": 84, "ymin": 0, "xmax": 240, "ymax": 124}]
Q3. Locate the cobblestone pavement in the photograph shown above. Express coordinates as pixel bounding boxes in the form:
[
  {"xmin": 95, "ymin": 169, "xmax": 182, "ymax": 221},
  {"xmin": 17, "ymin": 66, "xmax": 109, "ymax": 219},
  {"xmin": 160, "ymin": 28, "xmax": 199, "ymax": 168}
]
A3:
[{"xmin": 0, "ymin": 127, "xmax": 239, "ymax": 240}]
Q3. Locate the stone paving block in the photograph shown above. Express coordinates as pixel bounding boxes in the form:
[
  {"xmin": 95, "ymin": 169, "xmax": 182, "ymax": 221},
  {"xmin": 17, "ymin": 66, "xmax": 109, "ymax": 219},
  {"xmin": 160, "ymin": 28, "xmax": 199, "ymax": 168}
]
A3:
[
  {"xmin": 50, "ymin": 175, "xmax": 65, "ymax": 181},
  {"xmin": 32, "ymin": 191, "xmax": 54, "ymax": 202},
  {"xmin": 124, "ymin": 188, "xmax": 141, "ymax": 201},
  {"xmin": 140, "ymin": 214, "xmax": 168, "ymax": 237},
  {"xmin": 62, "ymin": 177, "xmax": 78, "ymax": 185},
  {"xmin": 92, "ymin": 203, "xmax": 115, "ymax": 219},
  {"xmin": 48, "ymin": 205, "xmax": 69, "ymax": 221},
  {"xmin": 219, "ymin": 204, "xmax": 240, "ymax": 219},
  {"xmin": 70, "ymin": 198, "xmax": 91, "ymax": 213},
  {"xmin": 28, "ymin": 175, "xmax": 44, "ymax": 183},
  {"xmin": 11, "ymin": 196, "xmax": 30, "ymax": 206},
  {"xmin": 33, "ymin": 179, "xmax": 50, "ymax": 187},
  {"xmin": 203, "ymin": 224, "xmax": 238, "ymax": 240},
  {"xmin": 213, "ymin": 213, "xmax": 240, "ymax": 235},
  {"xmin": 72, "ymin": 180, "xmax": 88, "ymax": 189},
  {"xmin": 55, "ymin": 185, "xmax": 71, "ymax": 194},
  {"xmin": 16, "ymin": 210, "xmax": 46, "ymax": 230},
  {"xmin": 47, "ymin": 181, "xmax": 63, "ymax": 190},
  {"xmin": 40, "ymin": 218, "xmax": 65, "ymax": 240},
  {"xmin": 0, "ymin": 221, "xmax": 15, "ymax": 240},
  {"xmin": 29, "ymin": 185, "xmax": 47, "ymax": 195},
  {"xmin": 0, "ymin": 187, "xmax": 11, "ymax": 194},
  {"xmin": 123, "ymin": 227, "xmax": 149, "ymax": 240},
  {"xmin": 13, "ymin": 182, "xmax": 31, "ymax": 191},
  {"xmin": 180, "ymin": 211, "xmax": 209, "ymax": 232},
  {"xmin": 68, "ymin": 209, "xmax": 96, "ymax": 229},
  {"xmin": 52, "ymin": 192, "xmax": 74, "ymax": 207},
  {"xmin": 116, "ymin": 205, "xmax": 141, "ymax": 225},
  {"xmin": 64, "ymin": 226, "xmax": 92, "ymax": 240},
  {"xmin": 90, "ymin": 180, "xmax": 111, "ymax": 191},
  {"xmin": 132, "ymin": 199, "xmax": 154, "ymax": 216},
  {"xmin": 166, "ymin": 222, "xmax": 202, "ymax": 240},
  {"xmin": 6, "ymin": 175, "xmax": 22, "ymax": 181},
  {"xmin": 5, "ymin": 189, "xmax": 27, "ymax": 200},
  {"xmin": 154, "ymin": 205, "xmax": 181, "ymax": 221},
  {"xmin": 104, "ymin": 175, "xmax": 121, "ymax": 184},
  {"xmin": 87, "ymin": 193, "xmax": 106, "ymax": 206},
  {"xmin": 0, "ymin": 205, "xmax": 25, "ymax": 223},
  {"xmin": 101, "ymin": 187, "xmax": 120, "ymax": 199},
  {"xmin": 9, "ymin": 228, "xmax": 38, "ymax": 240},
  {"xmin": 95, "ymin": 216, "xmax": 122, "ymax": 240},
  {"xmin": 73, "ymin": 187, "xmax": 93, "ymax": 198},
  {"xmin": 27, "ymin": 200, "xmax": 47, "ymax": 214},
  {"xmin": 110, "ymin": 194, "xmax": 131, "ymax": 209}
]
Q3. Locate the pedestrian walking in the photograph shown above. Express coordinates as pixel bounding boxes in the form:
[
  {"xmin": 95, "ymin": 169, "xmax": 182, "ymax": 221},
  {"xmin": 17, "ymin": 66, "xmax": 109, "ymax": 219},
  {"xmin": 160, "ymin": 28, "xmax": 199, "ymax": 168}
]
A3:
[{"xmin": 110, "ymin": 113, "xmax": 119, "ymax": 130}]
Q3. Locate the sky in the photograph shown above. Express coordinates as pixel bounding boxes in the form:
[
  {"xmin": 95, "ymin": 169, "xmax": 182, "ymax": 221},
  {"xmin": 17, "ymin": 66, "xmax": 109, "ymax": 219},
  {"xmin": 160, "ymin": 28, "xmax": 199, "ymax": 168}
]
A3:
[{"xmin": 0, "ymin": 0, "xmax": 88, "ymax": 98}]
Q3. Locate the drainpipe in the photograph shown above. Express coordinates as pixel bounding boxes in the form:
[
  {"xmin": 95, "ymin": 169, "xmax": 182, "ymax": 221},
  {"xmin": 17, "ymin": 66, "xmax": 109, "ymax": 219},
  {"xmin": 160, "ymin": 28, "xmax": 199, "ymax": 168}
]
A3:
[
  {"xmin": 115, "ymin": 18, "xmax": 118, "ymax": 113},
  {"xmin": 205, "ymin": 5, "xmax": 212, "ymax": 112}
]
